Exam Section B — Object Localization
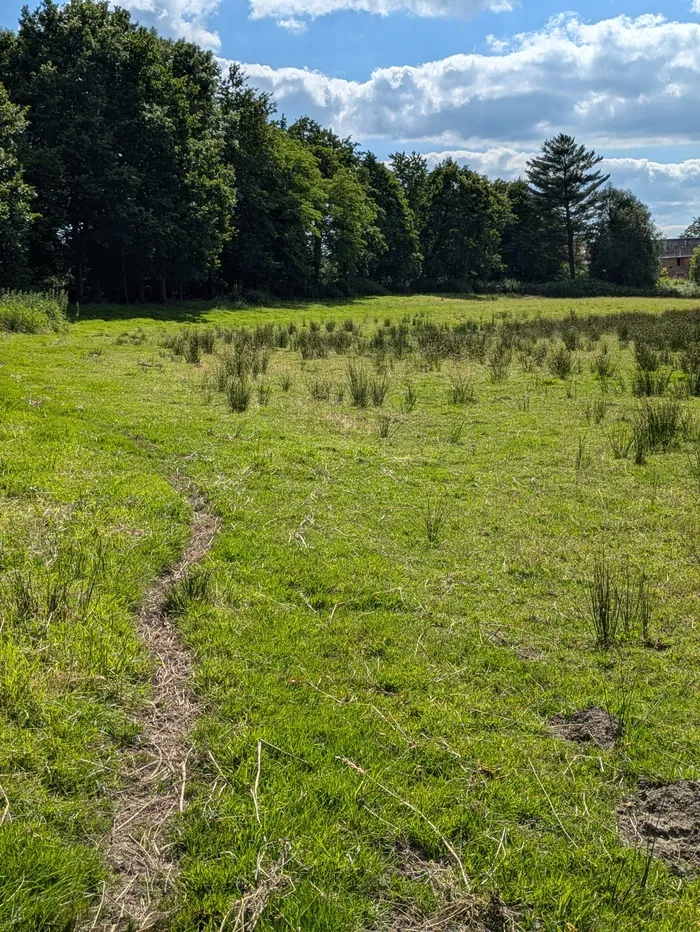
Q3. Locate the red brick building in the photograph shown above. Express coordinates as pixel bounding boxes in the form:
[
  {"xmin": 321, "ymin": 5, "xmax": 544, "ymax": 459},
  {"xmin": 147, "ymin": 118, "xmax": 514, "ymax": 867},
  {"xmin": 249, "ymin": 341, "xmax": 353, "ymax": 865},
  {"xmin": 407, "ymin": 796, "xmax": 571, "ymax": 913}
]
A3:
[{"xmin": 661, "ymin": 238, "xmax": 700, "ymax": 279}]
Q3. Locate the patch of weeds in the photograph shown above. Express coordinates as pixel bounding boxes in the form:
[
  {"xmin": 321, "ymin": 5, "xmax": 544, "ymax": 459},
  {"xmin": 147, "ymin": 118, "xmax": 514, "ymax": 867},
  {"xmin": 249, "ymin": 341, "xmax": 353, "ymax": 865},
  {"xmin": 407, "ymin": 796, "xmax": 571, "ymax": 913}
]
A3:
[{"xmin": 633, "ymin": 398, "xmax": 687, "ymax": 454}]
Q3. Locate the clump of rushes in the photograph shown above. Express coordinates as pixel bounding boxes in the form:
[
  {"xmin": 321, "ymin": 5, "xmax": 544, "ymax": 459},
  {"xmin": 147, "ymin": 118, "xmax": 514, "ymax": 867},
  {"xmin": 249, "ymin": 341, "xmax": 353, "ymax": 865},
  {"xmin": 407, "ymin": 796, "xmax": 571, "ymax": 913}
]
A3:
[
  {"xmin": 308, "ymin": 377, "xmax": 334, "ymax": 401},
  {"xmin": 402, "ymin": 383, "xmax": 417, "ymax": 413},
  {"xmin": 370, "ymin": 375, "xmax": 389, "ymax": 407},
  {"xmin": 547, "ymin": 344, "xmax": 573, "ymax": 379},
  {"xmin": 608, "ymin": 422, "xmax": 634, "ymax": 459},
  {"xmin": 591, "ymin": 348, "xmax": 619, "ymax": 379},
  {"xmin": 631, "ymin": 367, "xmax": 671, "ymax": 397},
  {"xmin": 587, "ymin": 554, "xmax": 654, "ymax": 648},
  {"xmin": 486, "ymin": 337, "xmax": 512, "ymax": 382},
  {"xmin": 423, "ymin": 495, "xmax": 448, "ymax": 544},
  {"xmin": 633, "ymin": 398, "xmax": 687, "ymax": 454},
  {"xmin": 257, "ymin": 381, "xmax": 271, "ymax": 406},
  {"xmin": 347, "ymin": 361, "xmax": 370, "ymax": 407},
  {"xmin": 280, "ymin": 373, "xmax": 292, "ymax": 391},
  {"xmin": 448, "ymin": 374, "xmax": 477, "ymax": 405},
  {"xmin": 227, "ymin": 377, "xmax": 251, "ymax": 412},
  {"xmin": 592, "ymin": 398, "xmax": 607, "ymax": 424},
  {"xmin": 378, "ymin": 413, "xmax": 392, "ymax": 439}
]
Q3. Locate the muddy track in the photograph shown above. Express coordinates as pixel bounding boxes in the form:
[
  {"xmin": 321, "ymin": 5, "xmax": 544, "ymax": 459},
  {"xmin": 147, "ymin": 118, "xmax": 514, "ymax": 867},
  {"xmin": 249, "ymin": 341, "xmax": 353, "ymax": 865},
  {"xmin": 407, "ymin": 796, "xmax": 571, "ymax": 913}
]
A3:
[{"xmin": 90, "ymin": 478, "xmax": 219, "ymax": 930}]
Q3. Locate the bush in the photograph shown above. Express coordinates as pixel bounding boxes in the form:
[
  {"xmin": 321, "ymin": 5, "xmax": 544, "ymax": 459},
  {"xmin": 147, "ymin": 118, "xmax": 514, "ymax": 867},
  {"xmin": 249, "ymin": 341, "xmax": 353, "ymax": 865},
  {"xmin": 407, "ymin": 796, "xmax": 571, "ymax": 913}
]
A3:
[{"xmin": 0, "ymin": 290, "xmax": 68, "ymax": 333}]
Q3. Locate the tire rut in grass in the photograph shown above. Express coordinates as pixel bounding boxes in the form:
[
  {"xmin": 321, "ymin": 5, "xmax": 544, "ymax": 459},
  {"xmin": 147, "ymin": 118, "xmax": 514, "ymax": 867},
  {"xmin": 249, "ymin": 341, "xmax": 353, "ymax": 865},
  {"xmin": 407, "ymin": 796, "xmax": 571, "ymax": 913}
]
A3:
[{"xmin": 92, "ymin": 477, "xmax": 218, "ymax": 930}]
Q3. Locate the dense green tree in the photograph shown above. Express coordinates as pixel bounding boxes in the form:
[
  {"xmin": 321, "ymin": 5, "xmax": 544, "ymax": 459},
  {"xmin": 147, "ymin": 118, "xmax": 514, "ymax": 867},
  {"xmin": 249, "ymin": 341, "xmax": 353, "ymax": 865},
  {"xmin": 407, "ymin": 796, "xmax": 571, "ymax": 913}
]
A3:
[
  {"xmin": 495, "ymin": 179, "xmax": 565, "ymax": 283},
  {"xmin": 324, "ymin": 167, "xmax": 377, "ymax": 284},
  {"xmin": 420, "ymin": 160, "xmax": 509, "ymax": 286},
  {"xmin": 527, "ymin": 134, "xmax": 609, "ymax": 279},
  {"xmin": 683, "ymin": 218, "xmax": 700, "ymax": 238},
  {"xmin": 589, "ymin": 186, "xmax": 662, "ymax": 287},
  {"xmin": 219, "ymin": 66, "xmax": 323, "ymax": 295},
  {"xmin": 1, "ymin": 0, "xmax": 233, "ymax": 300},
  {"xmin": 360, "ymin": 153, "xmax": 421, "ymax": 288},
  {"xmin": 389, "ymin": 151, "xmax": 428, "ymax": 223},
  {"xmin": 0, "ymin": 81, "xmax": 35, "ymax": 287}
]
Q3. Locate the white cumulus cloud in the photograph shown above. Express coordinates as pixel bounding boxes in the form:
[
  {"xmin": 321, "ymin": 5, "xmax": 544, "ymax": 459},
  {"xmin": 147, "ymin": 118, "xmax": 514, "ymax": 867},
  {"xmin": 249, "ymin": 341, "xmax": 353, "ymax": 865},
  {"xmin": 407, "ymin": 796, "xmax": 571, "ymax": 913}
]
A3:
[
  {"xmin": 119, "ymin": 0, "xmax": 222, "ymax": 48},
  {"xmin": 240, "ymin": 14, "xmax": 700, "ymax": 147},
  {"xmin": 276, "ymin": 16, "xmax": 309, "ymax": 31},
  {"xmin": 250, "ymin": 0, "xmax": 512, "ymax": 25}
]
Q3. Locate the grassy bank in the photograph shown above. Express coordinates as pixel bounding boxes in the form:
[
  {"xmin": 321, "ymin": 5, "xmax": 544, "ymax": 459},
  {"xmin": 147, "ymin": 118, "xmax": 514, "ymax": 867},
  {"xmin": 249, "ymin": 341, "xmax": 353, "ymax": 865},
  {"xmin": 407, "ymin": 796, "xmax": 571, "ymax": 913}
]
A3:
[{"xmin": 0, "ymin": 294, "xmax": 698, "ymax": 930}]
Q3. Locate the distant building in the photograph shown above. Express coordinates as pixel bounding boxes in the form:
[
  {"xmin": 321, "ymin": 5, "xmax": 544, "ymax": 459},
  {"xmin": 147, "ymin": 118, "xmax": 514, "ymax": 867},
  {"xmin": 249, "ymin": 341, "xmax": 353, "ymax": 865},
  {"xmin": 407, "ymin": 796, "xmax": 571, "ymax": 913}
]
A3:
[{"xmin": 661, "ymin": 238, "xmax": 700, "ymax": 279}]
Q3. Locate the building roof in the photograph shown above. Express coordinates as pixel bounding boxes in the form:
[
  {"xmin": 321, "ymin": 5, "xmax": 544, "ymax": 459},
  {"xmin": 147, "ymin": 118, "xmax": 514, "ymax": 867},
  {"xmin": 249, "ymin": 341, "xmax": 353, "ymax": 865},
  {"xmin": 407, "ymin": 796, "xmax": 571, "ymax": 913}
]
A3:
[{"xmin": 662, "ymin": 238, "xmax": 700, "ymax": 259}]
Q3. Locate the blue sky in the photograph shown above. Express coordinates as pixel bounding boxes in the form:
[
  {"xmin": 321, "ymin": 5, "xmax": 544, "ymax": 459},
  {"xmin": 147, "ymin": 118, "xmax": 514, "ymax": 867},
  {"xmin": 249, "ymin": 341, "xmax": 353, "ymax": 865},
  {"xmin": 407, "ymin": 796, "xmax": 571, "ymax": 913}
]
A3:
[{"xmin": 2, "ymin": 0, "xmax": 700, "ymax": 232}]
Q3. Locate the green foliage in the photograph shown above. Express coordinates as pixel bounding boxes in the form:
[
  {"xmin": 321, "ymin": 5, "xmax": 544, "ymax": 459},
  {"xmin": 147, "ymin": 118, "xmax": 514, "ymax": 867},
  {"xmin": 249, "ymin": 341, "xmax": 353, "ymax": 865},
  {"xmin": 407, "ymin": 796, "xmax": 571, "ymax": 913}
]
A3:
[
  {"xmin": 420, "ymin": 160, "xmax": 509, "ymax": 286},
  {"xmin": 527, "ymin": 134, "xmax": 609, "ymax": 279},
  {"xmin": 688, "ymin": 245, "xmax": 700, "ymax": 284},
  {"xmin": 0, "ymin": 82, "xmax": 35, "ymax": 287},
  {"xmin": 590, "ymin": 187, "xmax": 663, "ymax": 288},
  {"xmin": 0, "ymin": 288, "xmax": 67, "ymax": 332},
  {"xmin": 496, "ymin": 179, "xmax": 565, "ymax": 283}
]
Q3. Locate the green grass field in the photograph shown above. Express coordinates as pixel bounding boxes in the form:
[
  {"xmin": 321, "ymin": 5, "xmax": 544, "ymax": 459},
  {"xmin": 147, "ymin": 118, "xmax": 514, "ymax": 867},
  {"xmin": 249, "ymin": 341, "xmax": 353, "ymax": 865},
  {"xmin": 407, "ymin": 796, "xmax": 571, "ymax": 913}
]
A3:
[{"xmin": 1, "ymin": 294, "xmax": 699, "ymax": 930}]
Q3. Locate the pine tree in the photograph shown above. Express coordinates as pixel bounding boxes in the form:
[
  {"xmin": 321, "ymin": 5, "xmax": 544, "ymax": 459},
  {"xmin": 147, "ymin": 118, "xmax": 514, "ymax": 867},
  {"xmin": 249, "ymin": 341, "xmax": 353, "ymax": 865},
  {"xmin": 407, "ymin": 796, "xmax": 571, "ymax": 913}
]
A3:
[{"xmin": 526, "ymin": 134, "xmax": 609, "ymax": 279}]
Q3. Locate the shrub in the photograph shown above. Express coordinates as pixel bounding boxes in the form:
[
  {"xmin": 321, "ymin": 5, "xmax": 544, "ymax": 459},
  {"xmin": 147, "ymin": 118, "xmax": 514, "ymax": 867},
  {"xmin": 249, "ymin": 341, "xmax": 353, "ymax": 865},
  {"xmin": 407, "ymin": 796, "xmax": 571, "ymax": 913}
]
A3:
[{"xmin": 0, "ymin": 289, "xmax": 68, "ymax": 333}]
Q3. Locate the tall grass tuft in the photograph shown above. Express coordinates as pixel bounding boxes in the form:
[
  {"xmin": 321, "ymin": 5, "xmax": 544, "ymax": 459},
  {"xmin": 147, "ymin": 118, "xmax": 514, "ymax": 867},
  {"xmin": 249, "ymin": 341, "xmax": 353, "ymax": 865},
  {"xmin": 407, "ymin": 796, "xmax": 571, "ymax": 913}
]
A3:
[
  {"xmin": 402, "ymin": 383, "xmax": 417, "ymax": 413},
  {"xmin": 227, "ymin": 377, "xmax": 252, "ymax": 412},
  {"xmin": 633, "ymin": 398, "xmax": 687, "ymax": 453},
  {"xmin": 370, "ymin": 375, "xmax": 389, "ymax": 407},
  {"xmin": 423, "ymin": 495, "xmax": 448, "ymax": 545},
  {"xmin": 548, "ymin": 344, "xmax": 573, "ymax": 379},
  {"xmin": 587, "ymin": 555, "xmax": 654, "ymax": 647},
  {"xmin": 448, "ymin": 374, "xmax": 477, "ymax": 405},
  {"xmin": 347, "ymin": 362, "xmax": 370, "ymax": 407}
]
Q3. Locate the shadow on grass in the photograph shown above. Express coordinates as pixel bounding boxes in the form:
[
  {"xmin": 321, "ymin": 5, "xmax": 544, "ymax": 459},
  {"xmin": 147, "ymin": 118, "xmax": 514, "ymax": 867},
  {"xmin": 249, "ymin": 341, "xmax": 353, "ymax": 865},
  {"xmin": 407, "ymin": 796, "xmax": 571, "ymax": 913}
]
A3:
[{"xmin": 71, "ymin": 293, "xmax": 498, "ymax": 325}]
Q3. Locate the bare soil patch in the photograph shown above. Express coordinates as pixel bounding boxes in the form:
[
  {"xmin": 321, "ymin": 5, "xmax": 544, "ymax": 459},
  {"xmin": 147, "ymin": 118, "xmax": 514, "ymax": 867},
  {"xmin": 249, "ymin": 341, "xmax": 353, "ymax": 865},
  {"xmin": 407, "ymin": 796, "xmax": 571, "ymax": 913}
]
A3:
[
  {"xmin": 90, "ymin": 478, "xmax": 219, "ymax": 929},
  {"xmin": 617, "ymin": 780, "xmax": 700, "ymax": 875},
  {"xmin": 549, "ymin": 706, "xmax": 620, "ymax": 750}
]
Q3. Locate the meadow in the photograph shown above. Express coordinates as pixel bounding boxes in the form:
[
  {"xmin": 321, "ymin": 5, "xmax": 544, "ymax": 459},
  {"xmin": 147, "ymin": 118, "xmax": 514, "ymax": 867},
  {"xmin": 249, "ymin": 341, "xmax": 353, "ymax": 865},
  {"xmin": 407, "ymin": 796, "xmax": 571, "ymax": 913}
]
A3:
[{"xmin": 0, "ymin": 293, "xmax": 698, "ymax": 931}]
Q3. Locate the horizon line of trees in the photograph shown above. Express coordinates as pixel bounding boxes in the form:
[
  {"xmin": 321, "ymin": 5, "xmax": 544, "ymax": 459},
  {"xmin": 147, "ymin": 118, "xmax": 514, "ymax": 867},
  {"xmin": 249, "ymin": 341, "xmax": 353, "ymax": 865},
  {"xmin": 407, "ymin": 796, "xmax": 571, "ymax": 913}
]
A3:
[{"xmin": 0, "ymin": 0, "xmax": 665, "ymax": 303}]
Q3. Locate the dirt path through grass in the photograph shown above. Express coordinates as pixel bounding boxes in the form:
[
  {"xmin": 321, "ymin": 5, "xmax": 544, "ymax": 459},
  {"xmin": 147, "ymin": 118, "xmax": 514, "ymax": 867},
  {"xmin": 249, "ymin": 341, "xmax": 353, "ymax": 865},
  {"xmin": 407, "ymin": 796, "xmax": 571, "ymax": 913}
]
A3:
[{"xmin": 92, "ymin": 477, "xmax": 218, "ymax": 930}]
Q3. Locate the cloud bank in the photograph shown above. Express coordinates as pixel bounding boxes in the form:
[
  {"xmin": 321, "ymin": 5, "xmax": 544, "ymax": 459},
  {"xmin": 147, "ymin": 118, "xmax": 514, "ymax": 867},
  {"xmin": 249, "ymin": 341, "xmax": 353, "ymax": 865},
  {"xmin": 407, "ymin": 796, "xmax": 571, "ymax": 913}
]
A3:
[{"xmin": 241, "ymin": 14, "xmax": 700, "ymax": 147}]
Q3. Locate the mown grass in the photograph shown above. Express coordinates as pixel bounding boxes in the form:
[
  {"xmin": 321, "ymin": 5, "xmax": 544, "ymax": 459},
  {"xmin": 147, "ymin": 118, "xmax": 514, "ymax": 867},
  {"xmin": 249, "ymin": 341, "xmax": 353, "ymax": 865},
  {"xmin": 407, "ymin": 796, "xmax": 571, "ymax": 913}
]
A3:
[{"xmin": 0, "ymin": 294, "xmax": 698, "ymax": 930}]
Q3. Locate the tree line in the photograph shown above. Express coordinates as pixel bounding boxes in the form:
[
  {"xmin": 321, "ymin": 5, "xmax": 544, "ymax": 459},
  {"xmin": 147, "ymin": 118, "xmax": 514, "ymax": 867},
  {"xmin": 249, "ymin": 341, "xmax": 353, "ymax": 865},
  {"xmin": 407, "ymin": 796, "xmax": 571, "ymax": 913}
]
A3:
[{"xmin": 0, "ymin": 0, "xmax": 664, "ymax": 302}]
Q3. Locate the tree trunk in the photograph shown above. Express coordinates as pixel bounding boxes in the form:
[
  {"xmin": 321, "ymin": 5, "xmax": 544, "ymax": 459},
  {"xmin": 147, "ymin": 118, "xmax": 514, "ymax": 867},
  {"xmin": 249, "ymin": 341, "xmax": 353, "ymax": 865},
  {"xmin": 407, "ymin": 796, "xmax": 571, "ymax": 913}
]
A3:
[
  {"xmin": 74, "ymin": 225, "xmax": 83, "ymax": 304},
  {"xmin": 565, "ymin": 204, "xmax": 575, "ymax": 279},
  {"xmin": 121, "ymin": 247, "xmax": 129, "ymax": 304}
]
